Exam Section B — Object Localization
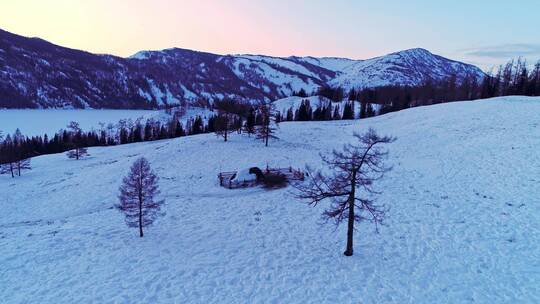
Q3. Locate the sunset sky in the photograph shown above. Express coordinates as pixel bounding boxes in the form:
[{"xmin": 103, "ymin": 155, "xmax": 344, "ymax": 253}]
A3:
[{"xmin": 2, "ymin": 0, "xmax": 540, "ymax": 70}]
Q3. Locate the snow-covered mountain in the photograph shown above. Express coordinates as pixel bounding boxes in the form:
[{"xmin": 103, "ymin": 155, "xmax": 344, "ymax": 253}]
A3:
[
  {"xmin": 0, "ymin": 28, "xmax": 484, "ymax": 109},
  {"xmin": 1, "ymin": 96, "xmax": 538, "ymax": 302},
  {"xmin": 329, "ymin": 48, "xmax": 485, "ymax": 89}
]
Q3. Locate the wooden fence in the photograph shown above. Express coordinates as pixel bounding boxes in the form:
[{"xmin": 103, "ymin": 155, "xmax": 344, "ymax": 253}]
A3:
[{"xmin": 218, "ymin": 167, "xmax": 304, "ymax": 189}]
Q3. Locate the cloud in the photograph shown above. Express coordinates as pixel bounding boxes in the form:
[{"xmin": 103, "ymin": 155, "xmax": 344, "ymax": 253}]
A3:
[
  {"xmin": 459, "ymin": 43, "xmax": 540, "ymax": 59},
  {"xmin": 450, "ymin": 43, "xmax": 540, "ymax": 71}
]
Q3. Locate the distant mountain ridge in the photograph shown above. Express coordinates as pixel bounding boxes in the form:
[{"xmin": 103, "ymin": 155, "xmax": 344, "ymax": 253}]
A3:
[{"xmin": 0, "ymin": 29, "xmax": 484, "ymax": 109}]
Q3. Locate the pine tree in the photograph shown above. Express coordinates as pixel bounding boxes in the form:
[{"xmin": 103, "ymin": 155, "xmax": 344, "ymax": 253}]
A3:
[
  {"xmin": 0, "ymin": 134, "xmax": 16, "ymax": 178},
  {"xmin": 144, "ymin": 121, "xmax": 153, "ymax": 141},
  {"xmin": 116, "ymin": 157, "xmax": 165, "ymax": 237},
  {"xmin": 332, "ymin": 105, "xmax": 341, "ymax": 120},
  {"xmin": 296, "ymin": 100, "xmax": 313, "ymax": 121},
  {"xmin": 348, "ymin": 88, "xmax": 357, "ymax": 101},
  {"xmin": 214, "ymin": 114, "xmax": 233, "ymax": 142},
  {"xmin": 255, "ymin": 101, "xmax": 279, "ymax": 147},
  {"xmin": 174, "ymin": 121, "xmax": 185, "ymax": 137},
  {"xmin": 191, "ymin": 116, "xmax": 204, "ymax": 135},
  {"xmin": 342, "ymin": 101, "xmax": 355, "ymax": 120},
  {"xmin": 286, "ymin": 107, "xmax": 294, "ymax": 121},
  {"xmin": 244, "ymin": 109, "xmax": 256, "ymax": 136}
]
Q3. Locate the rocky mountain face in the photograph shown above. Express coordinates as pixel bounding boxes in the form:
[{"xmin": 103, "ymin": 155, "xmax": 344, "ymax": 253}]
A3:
[{"xmin": 0, "ymin": 29, "xmax": 484, "ymax": 109}]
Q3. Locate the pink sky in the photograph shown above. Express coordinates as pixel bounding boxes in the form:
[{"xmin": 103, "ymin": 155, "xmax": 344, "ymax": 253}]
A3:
[
  {"xmin": 0, "ymin": 0, "xmax": 369, "ymax": 58},
  {"xmin": 2, "ymin": 0, "xmax": 539, "ymax": 69}
]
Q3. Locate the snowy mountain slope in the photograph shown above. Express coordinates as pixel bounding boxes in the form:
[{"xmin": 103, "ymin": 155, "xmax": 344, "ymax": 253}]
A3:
[
  {"xmin": 218, "ymin": 55, "xmax": 324, "ymax": 97},
  {"xmin": 1, "ymin": 96, "xmax": 539, "ymax": 303},
  {"xmin": 328, "ymin": 48, "xmax": 486, "ymax": 90},
  {"xmin": 290, "ymin": 56, "xmax": 357, "ymax": 72},
  {"xmin": 0, "ymin": 28, "xmax": 484, "ymax": 109}
]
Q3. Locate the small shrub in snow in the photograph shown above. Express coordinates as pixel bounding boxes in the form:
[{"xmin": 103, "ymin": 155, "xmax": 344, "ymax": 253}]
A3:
[{"xmin": 262, "ymin": 172, "xmax": 288, "ymax": 189}]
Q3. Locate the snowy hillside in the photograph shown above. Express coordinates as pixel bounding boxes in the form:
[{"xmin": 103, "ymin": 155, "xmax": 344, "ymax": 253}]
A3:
[
  {"xmin": 1, "ymin": 96, "xmax": 539, "ymax": 303},
  {"xmin": 0, "ymin": 28, "xmax": 484, "ymax": 109},
  {"xmin": 327, "ymin": 48, "xmax": 486, "ymax": 90}
]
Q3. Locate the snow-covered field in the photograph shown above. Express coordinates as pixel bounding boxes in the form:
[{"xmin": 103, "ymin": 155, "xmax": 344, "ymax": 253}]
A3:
[{"xmin": 1, "ymin": 96, "xmax": 539, "ymax": 303}]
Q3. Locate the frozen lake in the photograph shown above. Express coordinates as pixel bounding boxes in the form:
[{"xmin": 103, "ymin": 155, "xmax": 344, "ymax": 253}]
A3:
[{"xmin": 0, "ymin": 109, "xmax": 158, "ymax": 136}]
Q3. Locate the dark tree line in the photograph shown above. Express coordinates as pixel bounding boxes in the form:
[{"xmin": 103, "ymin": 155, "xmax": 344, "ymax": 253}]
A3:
[
  {"xmin": 479, "ymin": 58, "xmax": 540, "ymax": 98},
  {"xmin": 0, "ymin": 100, "xmax": 371, "ymax": 176},
  {"xmin": 0, "ymin": 115, "xmax": 200, "ymax": 175},
  {"xmin": 0, "ymin": 99, "xmax": 285, "ymax": 171},
  {"xmin": 277, "ymin": 99, "xmax": 373, "ymax": 123},
  {"xmin": 0, "ymin": 129, "xmax": 32, "ymax": 177},
  {"xmin": 348, "ymin": 58, "xmax": 540, "ymax": 114},
  {"xmin": 210, "ymin": 99, "xmax": 280, "ymax": 146},
  {"xmin": 292, "ymin": 58, "xmax": 540, "ymax": 117}
]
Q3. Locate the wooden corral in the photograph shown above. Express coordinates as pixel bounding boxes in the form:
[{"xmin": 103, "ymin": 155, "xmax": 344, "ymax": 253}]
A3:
[{"xmin": 218, "ymin": 166, "xmax": 304, "ymax": 189}]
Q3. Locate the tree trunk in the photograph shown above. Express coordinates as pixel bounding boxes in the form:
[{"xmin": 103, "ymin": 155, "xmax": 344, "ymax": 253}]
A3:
[
  {"xmin": 138, "ymin": 203, "xmax": 144, "ymax": 238},
  {"xmin": 17, "ymin": 162, "xmax": 21, "ymax": 176},
  {"xmin": 10, "ymin": 163, "xmax": 14, "ymax": 178},
  {"xmin": 138, "ymin": 165, "xmax": 144, "ymax": 238},
  {"xmin": 344, "ymin": 170, "xmax": 356, "ymax": 256},
  {"xmin": 265, "ymin": 124, "xmax": 269, "ymax": 147}
]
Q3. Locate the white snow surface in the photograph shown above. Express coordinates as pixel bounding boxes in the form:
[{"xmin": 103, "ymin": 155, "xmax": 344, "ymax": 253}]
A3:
[
  {"xmin": 327, "ymin": 48, "xmax": 484, "ymax": 90},
  {"xmin": 231, "ymin": 168, "xmax": 258, "ymax": 183},
  {"xmin": 1, "ymin": 96, "xmax": 539, "ymax": 303},
  {"xmin": 292, "ymin": 56, "xmax": 357, "ymax": 72}
]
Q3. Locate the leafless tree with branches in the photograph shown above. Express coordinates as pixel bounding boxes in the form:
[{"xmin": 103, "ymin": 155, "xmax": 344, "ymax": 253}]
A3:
[
  {"xmin": 116, "ymin": 157, "xmax": 165, "ymax": 237},
  {"xmin": 295, "ymin": 128, "xmax": 395, "ymax": 256},
  {"xmin": 255, "ymin": 101, "xmax": 279, "ymax": 147},
  {"xmin": 65, "ymin": 121, "xmax": 88, "ymax": 160}
]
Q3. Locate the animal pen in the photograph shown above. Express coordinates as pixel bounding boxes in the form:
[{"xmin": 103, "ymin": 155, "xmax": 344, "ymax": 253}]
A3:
[{"xmin": 218, "ymin": 166, "xmax": 305, "ymax": 189}]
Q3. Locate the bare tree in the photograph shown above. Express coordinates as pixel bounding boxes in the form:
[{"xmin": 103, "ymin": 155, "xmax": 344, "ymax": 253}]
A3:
[
  {"xmin": 295, "ymin": 128, "xmax": 395, "ymax": 256},
  {"xmin": 214, "ymin": 113, "xmax": 234, "ymax": 142},
  {"xmin": 255, "ymin": 101, "xmax": 279, "ymax": 147},
  {"xmin": 15, "ymin": 158, "xmax": 31, "ymax": 176},
  {"xmin": 116, "ymin": 157, "xmax": 165, "ymax": 237},
  {"xmin": 65, "ymin": 121, "xmax": 88, "ymax": 160},
  {"xmin": 0, "ymin": 133, "xmax": 14, "ymax": 177},
  {"xmin": 0, "ymin": 131, "xmax": 31, "ymax": 177},
  {"xmin": 66, "ymin": 147, "xmax": 88, "ymax": 160}
]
